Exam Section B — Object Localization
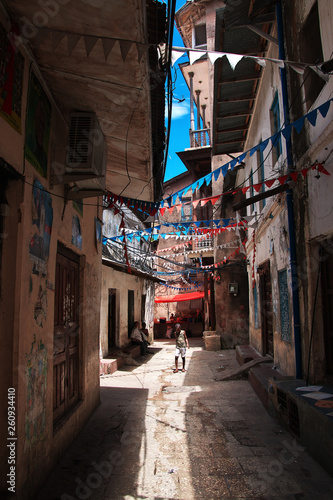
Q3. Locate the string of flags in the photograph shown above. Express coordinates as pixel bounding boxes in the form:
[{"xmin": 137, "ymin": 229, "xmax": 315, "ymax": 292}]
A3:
[
  {"xmin": 160, "ymin": 96, "xmax": 333, "ymax": 207},
  {"xmin": 171, "ymin": 46, "xmax": 330, "ymax": 78},
  {"xmin": 105, "ymin": 192, "xmax": 159, "ymax": 217}
]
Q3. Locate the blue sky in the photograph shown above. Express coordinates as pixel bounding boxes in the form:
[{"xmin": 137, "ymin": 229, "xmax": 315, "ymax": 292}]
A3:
[{"xmin": 164, "ymin": 0, "xmax": 191, "ymax": 182}]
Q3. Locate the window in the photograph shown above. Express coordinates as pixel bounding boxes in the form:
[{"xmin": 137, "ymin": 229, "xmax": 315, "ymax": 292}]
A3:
[
  {"xmin": 299, "ymin": 2, "xmax": 325, "ymax": 110},
  {"xmin": 181, "ymin": 197, "xmax": 192, "ymax": 221},
  {"xmin": 249, "ymin": 169, "xmax": 255, "ymax": 214},
  {"xmin": 257, "ymin": 141, "xmax": 266, "ymax": 211},
  {"xmin": 194, "ymin": 24, "xmax": 207, "ymax": 49},
  {"xmin": 270, "ymin": 93, "xmax": 282, "ymax": 165},
  {"xmin": 279, "ymin": 268, "xmax": 291, "ymax": 341}
]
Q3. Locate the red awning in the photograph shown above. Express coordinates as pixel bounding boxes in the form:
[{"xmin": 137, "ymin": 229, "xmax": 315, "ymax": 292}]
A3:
[{"xmin": 155, "ymin": 291, "xmax": 204, "ymax": 303}]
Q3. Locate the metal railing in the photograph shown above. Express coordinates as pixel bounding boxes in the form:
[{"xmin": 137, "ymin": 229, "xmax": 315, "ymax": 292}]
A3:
[
  {"xmin": 192, "ymin": 236, "xmax": 213, "ymax": 251},
  {"xmin": 190, "ymin": 128, "xmax": 210, "ymax": 148}
]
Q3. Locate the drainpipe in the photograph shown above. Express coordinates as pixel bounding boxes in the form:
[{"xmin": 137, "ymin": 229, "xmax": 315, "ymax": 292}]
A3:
[
  {"xmin": 276, "ymin": 1, "xmax": 302, "ymax": 379},
  {"xmin": 189, "ymin": 72, "xmax": 195, "ymax": 146}
]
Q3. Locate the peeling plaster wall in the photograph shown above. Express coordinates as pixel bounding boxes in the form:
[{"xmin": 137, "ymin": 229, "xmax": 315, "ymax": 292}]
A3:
[
  {"xmin": 0, "ymin": 46, "xmax": 101, "ymax": 499},
  {"xmin": 100, "ymin": 263, "xmax": 155, "ymax": 355}
]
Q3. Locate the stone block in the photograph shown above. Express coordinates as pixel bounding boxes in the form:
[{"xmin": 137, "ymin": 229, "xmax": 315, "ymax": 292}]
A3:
[{"xmin": 204, "ymin": 335, "xmax": 221, "ymax": 351}]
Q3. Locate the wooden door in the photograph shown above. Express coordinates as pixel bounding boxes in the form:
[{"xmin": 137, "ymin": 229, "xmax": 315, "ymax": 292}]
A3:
[
  {"xmin": 260, "ymin": 260, "xmax": 273, "ymax": 356},
  {"xmin": 53, "ymin": 246, "xmax": 79, "ymax": 422},
  {"xmin": 108, "ymin": 289, "xmax": 116, "ymax": 350}
]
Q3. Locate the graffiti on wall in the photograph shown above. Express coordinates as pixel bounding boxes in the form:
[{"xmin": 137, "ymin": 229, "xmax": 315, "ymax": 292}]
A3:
[
  {"xmin": 29, "ymin": 179, "xmax": 53, "ymax": 276},
  {"xmin": 34, "ymin": 284, "xmax": 47, "ymax": 327},
  {"xmin": 72, "ymin": 214, "xmax": 82, "ymax": 250},
  {"xmin": 25, "ymin": 335, "xmax": 47, "ymax": 446}
]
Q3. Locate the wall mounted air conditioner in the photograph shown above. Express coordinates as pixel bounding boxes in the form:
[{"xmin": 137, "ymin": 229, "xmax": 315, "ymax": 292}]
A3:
[{"xmin": 66, "ymin": 112, "xmax": 107, "ymax": 191}]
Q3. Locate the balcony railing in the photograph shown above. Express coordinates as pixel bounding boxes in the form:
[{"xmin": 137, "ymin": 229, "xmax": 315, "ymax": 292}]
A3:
[
  {"xmin": 192, "ymin": 236, "xmax": 213, "ymax": 251},
  {"xmin": 190, "ymin": 128, "xmax": 210, "ymax": 148}
]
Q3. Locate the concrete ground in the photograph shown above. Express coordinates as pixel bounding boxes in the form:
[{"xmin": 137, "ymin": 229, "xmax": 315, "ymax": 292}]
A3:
[{"xmin": 37, "ymin": 338, "xmax": 333, "ymax": 500}]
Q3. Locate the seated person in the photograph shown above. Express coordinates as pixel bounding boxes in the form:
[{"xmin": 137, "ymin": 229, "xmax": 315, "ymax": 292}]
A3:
[
  {"xmin": 130, "ymin": 321, "xmax": 146, "ymax": 356},
  {"xmin": 141, "ymin": 322, "xmax": 152, "ymax": 354}
]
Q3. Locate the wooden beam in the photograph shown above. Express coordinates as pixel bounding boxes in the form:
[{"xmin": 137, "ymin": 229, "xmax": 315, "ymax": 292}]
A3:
[
  {"xmin": 217, "ymin": 109, "xmax": 253, "ymax": 119},
  {"xmin": 233, "ymin": 184, "xmax": 289, "ymax": 211},
  {"xmin": 218, "ymin": 73, "xmax": 261, "ymax": 84},
  {"xmin": 218, "ymin": 94, "xmax": 256, "ymax": 103}
]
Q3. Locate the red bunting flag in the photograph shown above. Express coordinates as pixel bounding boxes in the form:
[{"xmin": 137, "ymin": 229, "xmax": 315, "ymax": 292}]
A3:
[
  {"xmin": 253, "ymin": 183, "xmax": 263, "ymax": 193},
  {"xmin": 278, "ymin": 174, "xmax": 289, "ymax": 185},
  {"xmin": 265, "ymin": 179, "xmax": 275, "ymax": 188},
  {"xmin": 290, "ymin": 172, "xmax": 298, "ymax": 182},
  {"xmin": 242, "ymin": 186, "xmax": 250, "ymax": 194}
]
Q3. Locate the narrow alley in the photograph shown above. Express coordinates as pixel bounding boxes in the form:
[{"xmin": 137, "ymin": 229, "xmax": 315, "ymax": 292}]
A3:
[{"xmin": 36, "ymin": 339, "xmax": 333, "ymax": 500}]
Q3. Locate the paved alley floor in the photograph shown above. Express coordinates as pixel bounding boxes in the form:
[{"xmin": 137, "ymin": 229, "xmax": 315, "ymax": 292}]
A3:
[{"xmin": 37, "ymin": 339, "xmax": 333, "ymax": 500}]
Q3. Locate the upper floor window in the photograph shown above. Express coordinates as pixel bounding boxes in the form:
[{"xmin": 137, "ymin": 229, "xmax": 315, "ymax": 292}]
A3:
[
  {"xmin": 299, "ymin": 2, "xmax": 325, "ymax": 110},
  {"xmin": 270, "ymin": 93, "xmax": 282, "ymax": 165},
  {"xmin": 257, "ymin": 141, "xmax": 266, "ymax": 211},
  {"xmin": 181, "ymin": 197, "xmax": 192, "ymax": 221},
  {"xmin": 194, "ymin": 24, "xmax": 207, "ymax": 49},
  {"xmin": 249, "ymin": 168, "xmax": 255, "ymax": 214}
]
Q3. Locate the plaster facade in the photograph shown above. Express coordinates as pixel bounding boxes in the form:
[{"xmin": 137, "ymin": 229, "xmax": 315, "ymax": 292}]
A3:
[{"xmin": 0, "ymin": 25, "xmax": 101, "ymax": 500}]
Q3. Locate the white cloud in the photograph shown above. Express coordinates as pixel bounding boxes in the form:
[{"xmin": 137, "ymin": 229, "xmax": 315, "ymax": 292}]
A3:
[{"xmin": 166, "ymin": 100, "xmax": 190, "ymax": 121}]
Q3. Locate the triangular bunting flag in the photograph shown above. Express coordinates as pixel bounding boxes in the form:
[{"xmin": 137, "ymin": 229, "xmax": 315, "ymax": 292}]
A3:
[
  {"xmin": 210, "ymin": 195, "xmax": 221, "ymax": 206},
  {"xmin": 102, "ymin": 38, "xmax": 116, "ymax": 60},
  {"xmin": 293, "ymin": 116, "xmax": 306, "ymax": 134},
  {"xmin": 137, "ymin": 42, "xmax": 147, "ymax": 62},
  {"xmin": 193, "ymin": 200, "xmax": 200, "ymax": 209},
  {"xmin": 278, "ymin": 174, "xmax": 289, "ymax": 185},
  {"xmin": 259, "ymin": 139, "xmax": 269, "ymax": 153},
  {"xmin": 290, "ymin": 172, "xmax": 298, "ymax": 182},
  {"xmin": 301, "ymin": 168, "xmax": 308, "ymax": 178},
  {"xmin": 213, "ymin": 169, "xmax": 221, "ymax": 181},
  {"xmin": 189, "ymin": 50, "xmax": 206, "ymax": 65},
  {"xmin": 281, "ymin": 125, "xmax": 292, "ymax": 141},
  {"xmin": 306, "ymin": 110, "xmax": 318, "ymax": 127},
  {"xmin": 119, "ymin": 40, "xmax": 133, "ymax": 62},
  {"xmin": 67, "ymin": 33, "xmax": 81, "ymax": 55},
  {"xmin": 201, "ymin": 199, "xmax": 209, "ymax": 207},
  {"xmin": 84, "ymin": 35, "xmax": 98, "ymax": 57},
  {"xmin": 52, "ymin": 31, "xmax": 66, "ymax": 51},
  {"xmin": 159, "ymin": 207, "xmax": 166, "ymax": 216},
  {"xmin": 222, "ymin": 163, "xmax": 229, "ymax": 177},
  {"xmin": 171, "ymin": 49, "xmax": 185, "ymax": 66},
  {"xmin": 253, "ymin": 183, "xmax": 262, "ymax": 193},
  {"xmin": 250, "ymin": 144, "xmax": 260, "ymax": 157},
  {"xmin": 226, "ymin": 53, "xmax": 243, "ymax": 70},
  {"xmin": 242, "ymin": 186, "xmax": 250, "ymax": 194},
  {"xmin": 265, "ymin": 179, "xmax": 275, "ymax": 188},
  {"xmin": 208, "ymin": 51, "xmax": 224, "ymax": 64},
  {"xmin": 318, "ymin": 100, "xmax": 331, "ymax": 118}
]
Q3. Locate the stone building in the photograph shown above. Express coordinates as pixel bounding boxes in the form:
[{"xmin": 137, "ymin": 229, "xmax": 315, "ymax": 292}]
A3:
[{"xmin": 0, "ymin": 0, "xmax": 166, "ymax": 498}]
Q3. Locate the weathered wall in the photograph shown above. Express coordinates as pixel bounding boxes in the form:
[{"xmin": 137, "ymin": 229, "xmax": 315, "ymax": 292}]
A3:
[
  {"xmin": 0, "ymin": 43, "xmax": 101, "ymax": 499},
  {"xmin": 100, "ymin": 262, "xmax": 155, "ymax": 355}
]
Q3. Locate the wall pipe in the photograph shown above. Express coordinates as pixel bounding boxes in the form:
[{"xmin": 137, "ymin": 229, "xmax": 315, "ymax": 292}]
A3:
[{"xmin": 276, "ymin": 1, "xmax": 302, "ymax": 378}]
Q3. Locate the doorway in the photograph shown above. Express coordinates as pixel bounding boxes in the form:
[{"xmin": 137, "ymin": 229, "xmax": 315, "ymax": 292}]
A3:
[
  {"xmin": 321, "ymin": 245, "xmax": 333, "ymax": 376},
  {"xmin": 53, "ymin": 244, "xmax": 80, "ymax": 422},
  {"xmin": 259, "ymin": 260, "xmax": 274, "ymax": 356},
  {"xmin": 108, "ymin": 288, "xmax": 117, "ymax": 350}
]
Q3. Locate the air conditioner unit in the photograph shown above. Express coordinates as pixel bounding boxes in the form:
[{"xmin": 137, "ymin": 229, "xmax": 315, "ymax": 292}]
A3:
[{"xmin": 66, "ymin": 112, "xmax": 107, "ymax": 191}]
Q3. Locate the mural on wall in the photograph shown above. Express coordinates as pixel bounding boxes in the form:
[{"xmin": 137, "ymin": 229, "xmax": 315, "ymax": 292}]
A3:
[
  {"xmin": 0, "ymin": 24, "xmax": 24, "ymax": 132},
  {"xmin": 25, "ymin": 335, "xmax": 47, "ymax": 446},
  {"xmin": 34, "ymin": 284, "xmax": 47, "ymax": 327},
  {"xmin": 29, "ymin": 179, "xmax": 53, "ymax": 276},
  {"xmin": 95, "ymin": 217, "xmax": 102, "ymax": 248},
  {"xmin": 25, "ymin": 71, "xmax": 51, "ymax": 178},
  {"xmin": 72, "ymin": 214, "xmax": 82, "ymax": 250}
]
